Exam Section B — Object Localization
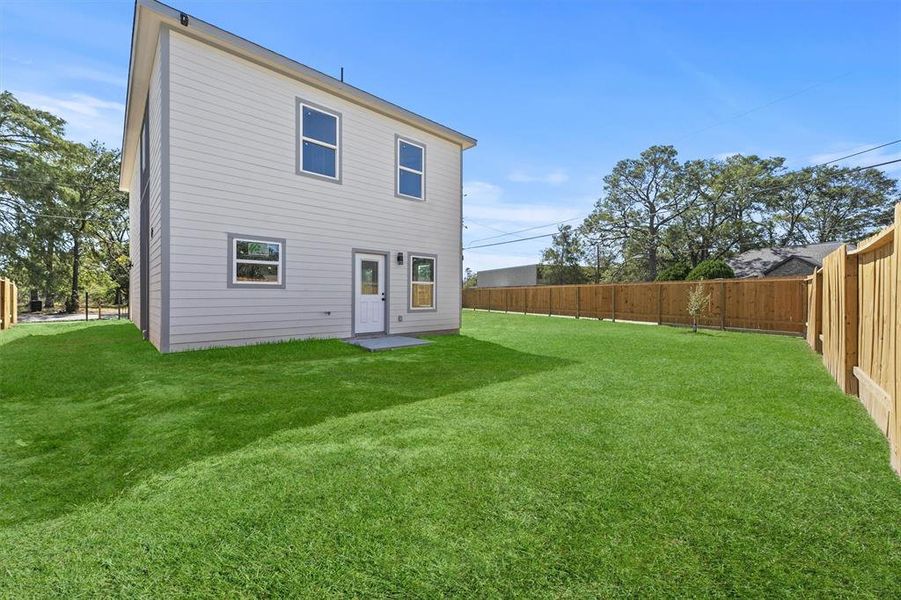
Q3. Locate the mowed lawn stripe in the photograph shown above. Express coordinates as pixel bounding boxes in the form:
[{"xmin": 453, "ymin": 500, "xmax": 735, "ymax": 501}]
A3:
[{"xmin": 0, "ymin": 312, "xmax": 898, "ymax": 597}]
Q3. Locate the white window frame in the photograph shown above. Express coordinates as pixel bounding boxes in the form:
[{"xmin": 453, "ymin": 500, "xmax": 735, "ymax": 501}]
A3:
[
  {"xmin": 409, "ymin": 254, "xmax": 436, "ymax": 310},
  {"xmin": 396, "ymin": 137, "xmax": 425, "ymax": 200},
  {"xmin": 232, "ymin": 237, "xmax": 283, "ymax": 286},
  {"xmin": 299, "ymin": 101, "xmax": 340, "ymax": 181}
]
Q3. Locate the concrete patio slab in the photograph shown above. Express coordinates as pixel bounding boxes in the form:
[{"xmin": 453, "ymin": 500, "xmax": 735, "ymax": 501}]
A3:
[{"xmin": 345, "ymin": 336, "xmax": 431, "ymax": 352}]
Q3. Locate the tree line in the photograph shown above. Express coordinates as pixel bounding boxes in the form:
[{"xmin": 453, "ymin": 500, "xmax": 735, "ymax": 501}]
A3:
[
  {"xmin": 541, "ymin": 145, "xmax": 898, "ymax": 283},
  {"xmin": 0, "ymin": 92, "xmax": 128, "ymax": 311}
]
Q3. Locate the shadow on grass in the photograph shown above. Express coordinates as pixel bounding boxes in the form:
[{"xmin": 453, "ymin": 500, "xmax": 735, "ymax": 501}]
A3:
[{"xmin": 0, "ymin": 323, "xmax": 570, "ymax": 526}]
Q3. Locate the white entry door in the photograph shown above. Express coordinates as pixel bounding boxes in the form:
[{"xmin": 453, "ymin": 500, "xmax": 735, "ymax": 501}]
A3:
[{"xmin": 354, "ymin": 253, "xmax": 386, "ymax": 334}]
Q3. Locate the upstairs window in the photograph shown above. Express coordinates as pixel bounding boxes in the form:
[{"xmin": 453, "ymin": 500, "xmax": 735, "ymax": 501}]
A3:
[
  {"xmin": 298, "ymin": 101, "xmax": 340, "ymax": 180},
  {"xmin": 410, "ymin": 255, "xmax": 435, "ymax": 309},
  {"xmin": 397, "ymin": 138, "xmax": 425, "ymax": 199},
  {"xmin": 230, "ymin": 236, "xmax": 284, "ymax": 287}
]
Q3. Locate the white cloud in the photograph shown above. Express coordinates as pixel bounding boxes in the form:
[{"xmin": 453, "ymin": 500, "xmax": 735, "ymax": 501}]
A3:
[
  {"xmin": 714, "ymin": 151, "xmax": 741, "ymax": 160},
  {"xmin": 16, "ymin": 91, "xmax": 124, "ymax": 146},
  {"xmin": 463, "ymin": 179, "xmax": 585, "ymax": 226},
  {"xmin": 508, "ymin": 168, "xmax": 569, "ymax": 184},
  {"xmin": 463, "ymin": 180, "xmax": 503, "ymax": 204},
  {"xmin": 64, "ymin": 66, "xmax": 127, "ymax": 88}
]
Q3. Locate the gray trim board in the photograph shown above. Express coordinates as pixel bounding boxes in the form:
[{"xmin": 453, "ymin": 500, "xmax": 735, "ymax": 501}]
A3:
[
  {"xmin": 394, "ymin": 134, "xmax": 427, "ymax": 201},
  {"xmin": 407, "ymin": 252, "xmax": 438, "ymax": 313},
  {"xmin": 295, "ymin": 97, "xmax": 343, "ymax": 184},
  {"xmin": 351, "ymin": 249, "xmax": 390, "ymax": 336},
  {"xmin": 226, "ymin": 233, "xmax": 288, "ymax": 289},
  {"xmin": 458, "ymin": 149, "xmax": 463, "ymax": 328},
  {"xmin": 160, "ymin": 26, "xmax": 171, "ymax": 353}
]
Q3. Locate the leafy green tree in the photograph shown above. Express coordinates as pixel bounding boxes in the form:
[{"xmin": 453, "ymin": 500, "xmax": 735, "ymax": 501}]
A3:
[
  {"xmin": 540, "ymin": 224, "xmax": 586, "ymax": 284},
  {"xmin": 0, "ymin": 91, "xmax": 68, "ymax": 305},
  {"xmin": 685, "ymin": 259, "xmax": 734, "ymax": 280},
  {"xmin": 582, "ymin": 146, "xmax": 697, "ymax": 280},
  {"xmin": 655, "ymin": 262, "xmax": 691, "ymax": 281},
  {"xmin": 462, "ymin": 267, "xmax": 478, "ymax": 289},
  {"xmin": 58, "ymin": 141, "xmax": 126, "ymax": 312}
]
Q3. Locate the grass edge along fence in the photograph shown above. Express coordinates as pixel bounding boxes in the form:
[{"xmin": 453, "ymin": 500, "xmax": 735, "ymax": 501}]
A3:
[
  {"xmin": 463, "ymin": 276, "xmax": 808, "ymax": 335},
  {"xmin": 806, "ymin": 203, "xmax": 901, "ymax": 474},
  {"xmin": 0, "ymin": 278, "xmax": 17, "ymax": 330}
]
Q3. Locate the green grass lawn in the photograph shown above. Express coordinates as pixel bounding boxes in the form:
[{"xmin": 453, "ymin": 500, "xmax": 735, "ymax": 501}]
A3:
[{"xmin": 1, "ymin": 312, "xmax": 899, "ymax": 597}]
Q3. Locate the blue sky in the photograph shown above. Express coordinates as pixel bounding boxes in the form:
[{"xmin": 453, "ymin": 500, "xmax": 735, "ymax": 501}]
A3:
[{"xmin": 2, "ymin": 0, "xmax": 899, "ymax": 273}]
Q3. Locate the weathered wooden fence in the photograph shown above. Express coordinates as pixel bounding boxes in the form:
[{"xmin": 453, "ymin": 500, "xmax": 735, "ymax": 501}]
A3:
[
  {"xmin": 0, "ymin": 278, "xmax": 18, "ymax": 330},
  {"xmin": 463, "ymin": 276, "xmax": 808, "ymax": 334},
  {"xmin": 806, "ymin": 204, "xmax": 900, "ymax": 473}
]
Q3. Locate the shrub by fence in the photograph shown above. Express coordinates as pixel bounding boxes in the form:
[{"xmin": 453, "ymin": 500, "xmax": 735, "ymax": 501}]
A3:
[
  {"xmin": 806, "ymin": 204, "xmax": 900, "ymax": 474},
  {"xmin": 463, "ymin": 276, "xmax": 808, "ymax": 334},
  {"xmin": 0, "ymin": 278, "xmax": 17, "ymax": 330}
]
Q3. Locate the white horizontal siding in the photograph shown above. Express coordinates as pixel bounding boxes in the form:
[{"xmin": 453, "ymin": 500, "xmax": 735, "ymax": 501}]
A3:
[
  {"xmin": 147, "ymin": 38, "xmax": 163, "ymax": 350},
  {"xmin": 167, "ymin": 31, "xmax": 461, "ymax": 351}
]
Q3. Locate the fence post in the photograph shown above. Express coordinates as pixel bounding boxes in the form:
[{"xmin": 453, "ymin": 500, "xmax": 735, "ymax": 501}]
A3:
[
  {"xmin": 576, "ymin": 286, "xmax": 581, "ymax": 319},
  {"xmin": 611, "ymin": 286, "xmax": 616, "ymax": 322},
  {"xmin": 720, "ymin": 281, "xmax": 726, "ymax": 330},
  {"xmin": 657, "ymin": 285, "xmax": 663, "ymax": 325},
  {"xmin": 85, "ymin": 291, "xmax": 89, "ymax": 322},
  {"xmin": 893, "ymin": 204, "xmax": 901, "ymax": 473},
  {"xmin": 844, "ymin": 250, "xmax": 859, "ymax": 396},
  {"xmin": 504, "ymin": 289, "xmax": 509, "ymax": 313},
  {"xmin": 548, "ymin": 287, "xmax": 553, "ymax": 316},
  {"xmin": 487, "ymin": 288, "xmax": 491, "ymax": 313},
  {"xmin": 524, "ymin": 288, "xmax": 528, "ymax": 315},
  {"xmin": 0, "ymin": 279, "xmax": 6, "ymax": 330},
  {"xmin": 597, "ymin": 286, "xmax": 602, "ymax": 320}
]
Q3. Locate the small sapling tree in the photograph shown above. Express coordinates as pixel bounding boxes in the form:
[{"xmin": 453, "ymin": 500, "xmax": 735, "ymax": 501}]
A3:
[{"xmin": 686, "ymin": 283, "xmax": 710, "ymax": 333}]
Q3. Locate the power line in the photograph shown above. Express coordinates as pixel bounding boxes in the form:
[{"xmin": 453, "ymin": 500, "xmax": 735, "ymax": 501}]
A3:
[
  {"xmin": 464, "ymin": 232, "xmax": 557, "ymax": 250},
  {"xmin": 466, "ymin": 216, "xmax": 584, "ymax": 244},
  {"xmin": 675, "ymin": 70, "xmax": 851, "ymax": 142},
  {"xmin": 819, "ymin": 139, "xmax": 901, "ymax": 166}
]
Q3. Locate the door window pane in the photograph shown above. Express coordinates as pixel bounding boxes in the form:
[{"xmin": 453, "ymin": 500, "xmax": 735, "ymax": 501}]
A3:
[{"xmin": 361, "ymin": 260, "xmax": 379, "ymax": 295}]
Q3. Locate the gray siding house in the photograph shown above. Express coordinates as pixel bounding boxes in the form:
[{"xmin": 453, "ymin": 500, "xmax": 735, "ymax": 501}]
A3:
[{"xmin": 121, "ymin": 0, "xmax": 476, "ymax": 352}]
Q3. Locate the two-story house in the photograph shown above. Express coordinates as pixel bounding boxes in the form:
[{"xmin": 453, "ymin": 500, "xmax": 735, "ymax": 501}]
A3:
[{"xmin": 120, "ymin": 0, "xmax": 476, "ymax": 352}]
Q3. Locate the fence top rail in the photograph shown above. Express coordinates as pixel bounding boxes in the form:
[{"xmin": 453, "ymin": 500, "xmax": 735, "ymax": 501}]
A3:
[
  {"xmin": 849, "ymin": 225, "xmax": 894, "ymax": 256},
  {"xmin": 470, "ymin": 276, "xmax": 808, "ymax": 292}
]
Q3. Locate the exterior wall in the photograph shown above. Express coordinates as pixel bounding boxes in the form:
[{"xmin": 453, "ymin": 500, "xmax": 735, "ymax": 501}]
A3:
[
  {"xmin": 166, "ymin": 30, "xmax": 462, "ymax": 351},
  {"xmin": 477, "ymin": 265, "xmax": 539, "ymax": 288},
  {"xmin": 147, "ymin": 38, "xmax": 164, "ymax": 349},
  {"xmin": 127, "ymin": 33, "xmax": 164, "ymax": 349},
  {"xmin": 766, "ymin": 258, "xmax": 817, "ymax": 277}
]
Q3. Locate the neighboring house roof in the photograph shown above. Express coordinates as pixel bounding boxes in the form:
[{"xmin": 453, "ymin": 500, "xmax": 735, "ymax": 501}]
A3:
[
  {"xmin": 119, "ymin": 0, "xmax": 477, "ymax": 191},
  {"xmin": 728, "ymin": 242, "xmax": 846, "ymax": 278}
]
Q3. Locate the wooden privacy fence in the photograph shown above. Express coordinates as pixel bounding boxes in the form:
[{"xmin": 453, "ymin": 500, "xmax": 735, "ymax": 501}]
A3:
[
  {"xmin": 806, "ymin": 204, "xmax": 900, "ymax": 474},
  {"xmin": 463, "ymin": 276, "xmax": 808, "ymax": 334},
  {"xmin": 0, "ymin": 278, "xmax": 18, "ymax": 330}
]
